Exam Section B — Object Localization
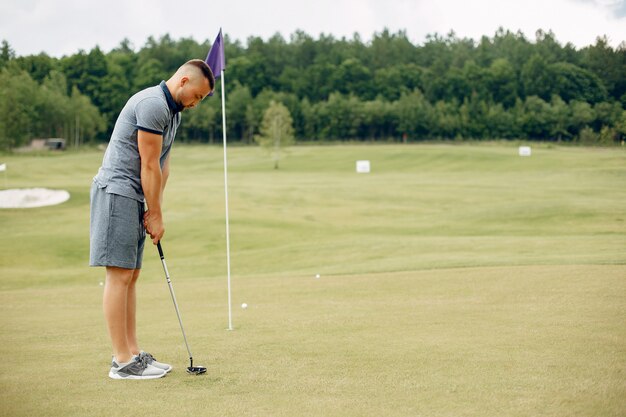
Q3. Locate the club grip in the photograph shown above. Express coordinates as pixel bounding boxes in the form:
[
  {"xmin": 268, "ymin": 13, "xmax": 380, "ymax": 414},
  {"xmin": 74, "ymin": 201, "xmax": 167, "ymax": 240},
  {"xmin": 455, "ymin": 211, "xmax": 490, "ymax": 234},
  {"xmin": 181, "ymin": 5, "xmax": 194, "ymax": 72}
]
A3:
[{"xmin": 157, "ymin": 241, "xmax": 164, "ymax": 258}]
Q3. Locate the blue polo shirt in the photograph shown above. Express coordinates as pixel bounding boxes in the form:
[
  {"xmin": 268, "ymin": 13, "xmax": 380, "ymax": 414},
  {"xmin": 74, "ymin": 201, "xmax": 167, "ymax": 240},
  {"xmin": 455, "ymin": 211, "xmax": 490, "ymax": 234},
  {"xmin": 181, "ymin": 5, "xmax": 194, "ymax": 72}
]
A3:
[{"xmin": 94, "ymin": 81, "xmax": 182, "ymax": 202}]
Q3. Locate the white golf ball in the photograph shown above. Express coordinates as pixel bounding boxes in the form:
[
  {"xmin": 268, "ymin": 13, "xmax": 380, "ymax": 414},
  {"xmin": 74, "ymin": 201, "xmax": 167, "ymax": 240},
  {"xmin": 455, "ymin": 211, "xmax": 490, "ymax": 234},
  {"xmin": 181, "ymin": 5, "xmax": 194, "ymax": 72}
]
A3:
[
  {"xmin": 315, "ymin": 274, "xmax": 320, "ymax": 279},
  {"xmin": 99, "ymin": 282, "xmax": 104, "ymax": 286},
  {"xmin": 241, "ymin": 303, "xmax": 248, "ymax": 309}
]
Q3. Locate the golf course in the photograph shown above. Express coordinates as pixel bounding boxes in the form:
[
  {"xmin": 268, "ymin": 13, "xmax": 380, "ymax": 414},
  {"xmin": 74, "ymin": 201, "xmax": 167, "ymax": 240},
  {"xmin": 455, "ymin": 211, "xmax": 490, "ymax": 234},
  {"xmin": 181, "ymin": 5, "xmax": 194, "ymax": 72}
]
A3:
[{"xmin": 0, "ymin": 143, "xmax": 625, "ymax": 416}]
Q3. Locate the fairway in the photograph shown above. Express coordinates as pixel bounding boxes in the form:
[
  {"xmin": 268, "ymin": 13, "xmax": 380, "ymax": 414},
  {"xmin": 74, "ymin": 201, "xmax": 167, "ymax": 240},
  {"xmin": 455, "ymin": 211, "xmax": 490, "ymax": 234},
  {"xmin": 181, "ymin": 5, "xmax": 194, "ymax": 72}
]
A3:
[{"xmin": 1, "ymin": 143, "xmax": 625, "ymax": 416}]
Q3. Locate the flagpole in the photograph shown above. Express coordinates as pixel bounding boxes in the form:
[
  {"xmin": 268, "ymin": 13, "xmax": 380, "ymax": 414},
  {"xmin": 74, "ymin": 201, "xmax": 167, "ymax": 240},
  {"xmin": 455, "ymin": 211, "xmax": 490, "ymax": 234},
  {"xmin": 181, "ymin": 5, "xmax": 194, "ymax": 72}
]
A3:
[
  {"xmin": 205, "ymin": 28, "xmax": 231, "ymax": 331},
  {"xmin": 220, "ymin": 69, "xmax": 233, "ymax": 331}
]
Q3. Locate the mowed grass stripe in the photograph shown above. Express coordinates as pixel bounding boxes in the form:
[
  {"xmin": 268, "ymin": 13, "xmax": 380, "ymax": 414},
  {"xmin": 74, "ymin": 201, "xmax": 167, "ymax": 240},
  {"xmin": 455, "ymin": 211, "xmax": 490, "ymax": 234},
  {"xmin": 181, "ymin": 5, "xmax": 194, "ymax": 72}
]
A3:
[{"xmin": 0, "ymin": 265, "xmax": 624, "ymax": 416}]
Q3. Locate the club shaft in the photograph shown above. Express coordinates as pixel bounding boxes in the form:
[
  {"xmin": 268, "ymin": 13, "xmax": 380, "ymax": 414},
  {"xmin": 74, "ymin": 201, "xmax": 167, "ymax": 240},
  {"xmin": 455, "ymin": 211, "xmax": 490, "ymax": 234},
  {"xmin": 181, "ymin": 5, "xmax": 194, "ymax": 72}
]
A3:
[{"xmin": 157, "ymin": 242, "xmax": 194, "ymax": 363}]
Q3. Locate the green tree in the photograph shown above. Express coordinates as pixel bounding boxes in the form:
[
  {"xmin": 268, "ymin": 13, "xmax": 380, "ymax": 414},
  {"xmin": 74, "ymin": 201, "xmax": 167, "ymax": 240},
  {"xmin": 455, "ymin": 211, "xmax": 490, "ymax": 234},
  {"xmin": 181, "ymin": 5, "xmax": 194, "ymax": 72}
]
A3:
[
  {"xmin": 396, "ymin": 89, "xmax": 434, "ymax": 140},
  {"xmin": 395, "ymin": 90, "xmax": 434, "ymax": 139},
  {"xmin": 38, "ymin": 71, "xmax": 71, "ymax": 138},
  {"xmin": 227, "ymin": 83, "xmax": 254, "ymax": 141},
  {"xmin": 369, "ymin": 29, "xmax": 416, "ymax": 68},
  {"xmin": 568, "ymin": 100, "xmax": 595, "ymax": 137},
  {"xmin": 521, "ymin": 55, "xmax": 552, "ymax": 100},
  {"xmin": 133, "ymin": 58, "xmax": 166, "ymax": 91},
  {"xmin": 373, "ymin": 64, "xmax": 423, "ymax": 101},
  {"xmin": 4, "ymin": 28, "xmax": 625, "ymax": 145},
  {"xmin": 534, "ymin": 30, "xmax": 569, "ymax": 63},
  {"xmin": 521, "ymin": 96, "xmax": 552, "ymax": 139},
  {"xmin": 459, "ymin": 94, "xmax": 489, "ymax": 138},
  {"xmin": 0, "ymin": 69, "xmax": 39, "ymax": 149},
  {"xmin": 14, "ymin": 53, "xmax": 56, "ymax": 83},
  {"xmin": 437, "ymin": 67, "xmax": 470, "ymax": 102},
  {"xmin": 0, "ymin": 40, "xmax": 15, "ymax": 69},
  {"xmin": 549, "ymin": 62, "xmax": 607, "ymax": 103},
  {"xmin": 432, "ymin": 100, "xmax": 461, "ymax": 139},
  {"xmin": 593, "ymin": 101, "xmax": 623, "ymax": 131},
  {"xmin": 486, "ymin": 103, "xmax": 517, "ymax": 139},
  {"xmin": 578, "ymin": 126, "xmax": 598, "ymax": 145},
  {"xmin": 249, "ymin": 90, "xmax": 301, "ymax": 142},
  {"xmin": 299, "ymin": 63, "xmax": 336, "ymax": 102},
  {"xmin": 616, "ymin": 110, "xmax": 626, "ymax": 142},
  {"xmin": 254, "ymin": 101, "xmax": 295, "ymax": 169},
  {"xmin": 228, "ymin": 41, "xmax": 271, "ymax": 96},
  {"xmin": 549, "ymin": 95, "xmax": 572, "ymax": 141},
  {"xmin": 462, "ymin": 60, "xmax": 490, "ymax": 102},
  {"xmin": 317, "ymin": 93, "xmax": 364, "ymax": 139},
  {"xmin": 137, "ymin": 35, "xmax": 191, "ymax": 75},
  {"xmin": 598, "ymin": 126, "xmax": 617, "ymax": 146},
  {"xmin": 580, "ymin": 37, "xmax": 626, "ymax": 102},
  {"xmin": 244, "ymin": 104, "xmax": 258, "ymax": 144},
  {"xmin": 488, "ymin": 58, "xmax": 518, "ymax": 107},
  {"xmin": 182, "ymin": 99, "xmax": 219, "ymax": 143},
  {"xmin": 362, "ymin": 97, "xmax": 396, "ymax": 140},
  {"xmin": 300, "ymin": 98, "xmax": 316, "ymax": 140},
  {"xmin": 69, "ymin": 86, "xmax": 106, "ymax": 144},
  {"xmin": 108, "ymin": 39, "xmax": 138, "ymax": 82},
  {"xmin": 331, "ymin": 58, "xmax": 372, "ymax": 99}
]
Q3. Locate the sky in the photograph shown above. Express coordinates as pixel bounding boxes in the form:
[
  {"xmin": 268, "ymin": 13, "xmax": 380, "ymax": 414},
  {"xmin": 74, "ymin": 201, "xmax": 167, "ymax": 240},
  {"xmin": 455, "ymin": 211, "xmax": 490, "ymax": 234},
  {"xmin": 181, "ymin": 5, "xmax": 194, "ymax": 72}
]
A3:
[{"xmin": 1, "ymin": 0, "xmax": 625, "ymax": 57}]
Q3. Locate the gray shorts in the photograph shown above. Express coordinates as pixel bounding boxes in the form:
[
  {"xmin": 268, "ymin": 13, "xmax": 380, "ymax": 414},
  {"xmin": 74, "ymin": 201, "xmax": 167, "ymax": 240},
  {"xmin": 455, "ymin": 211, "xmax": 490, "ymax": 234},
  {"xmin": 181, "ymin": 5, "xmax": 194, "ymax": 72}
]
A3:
[{"xmin": 90, "ymin": 181, "xmax": 146, "ymax": 269}]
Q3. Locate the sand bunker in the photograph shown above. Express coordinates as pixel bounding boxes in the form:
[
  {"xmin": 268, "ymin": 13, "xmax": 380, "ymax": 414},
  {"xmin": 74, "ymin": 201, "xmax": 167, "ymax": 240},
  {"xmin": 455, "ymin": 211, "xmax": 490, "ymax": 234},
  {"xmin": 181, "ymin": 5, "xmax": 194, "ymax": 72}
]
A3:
[{"xmin": 0, "ymin": 188, "xmax": 70, "ymax": 208}]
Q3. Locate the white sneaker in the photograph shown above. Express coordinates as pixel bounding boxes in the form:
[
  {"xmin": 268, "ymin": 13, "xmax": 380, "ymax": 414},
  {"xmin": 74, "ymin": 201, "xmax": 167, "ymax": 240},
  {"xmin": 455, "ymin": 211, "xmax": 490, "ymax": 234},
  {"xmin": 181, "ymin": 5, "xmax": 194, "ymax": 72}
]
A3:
[
  {"xmin": 109, "ymin": 355, "xmax": 167, "ymax": 380},
  {"xmin": 139, "ymin": 351, "xmax": 172, "ymax": 373}
]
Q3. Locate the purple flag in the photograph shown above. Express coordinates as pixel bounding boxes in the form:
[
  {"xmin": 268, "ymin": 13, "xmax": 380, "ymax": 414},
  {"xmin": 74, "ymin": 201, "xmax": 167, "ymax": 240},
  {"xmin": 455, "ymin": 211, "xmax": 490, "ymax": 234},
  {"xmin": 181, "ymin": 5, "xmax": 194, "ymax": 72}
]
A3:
[{"xmin": 205, "ymin": 28, "xmax": 225, "ymax": 78}]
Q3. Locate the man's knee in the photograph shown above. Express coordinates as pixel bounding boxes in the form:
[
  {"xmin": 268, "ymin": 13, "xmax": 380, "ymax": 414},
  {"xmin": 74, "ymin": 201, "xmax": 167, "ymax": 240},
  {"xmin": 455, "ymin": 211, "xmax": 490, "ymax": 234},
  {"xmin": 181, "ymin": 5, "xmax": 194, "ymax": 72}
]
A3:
[
  {"xmin": 130, "ymin": 269, "xmax": 141, "ymax": 284},
  {"xmin": 106, "ymin": 266, "xmax": 136, "ymax": 286}
]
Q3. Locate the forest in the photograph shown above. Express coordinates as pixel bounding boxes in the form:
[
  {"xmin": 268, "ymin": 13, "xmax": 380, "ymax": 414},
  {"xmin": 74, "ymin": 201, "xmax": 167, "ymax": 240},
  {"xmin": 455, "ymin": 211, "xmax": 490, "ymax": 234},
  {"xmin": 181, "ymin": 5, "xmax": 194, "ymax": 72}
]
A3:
[{"xmin": 1, "ymin": 28, "xmax": 625, "ymax": 149}]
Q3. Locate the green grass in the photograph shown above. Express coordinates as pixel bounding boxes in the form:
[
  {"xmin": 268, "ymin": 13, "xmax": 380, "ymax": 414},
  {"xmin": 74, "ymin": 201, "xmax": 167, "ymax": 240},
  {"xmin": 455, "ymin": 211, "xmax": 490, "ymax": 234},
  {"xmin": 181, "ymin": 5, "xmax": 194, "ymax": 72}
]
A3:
[{"xmin": 1, "ymin": 143, "xmax": 625, "ymax": 416}]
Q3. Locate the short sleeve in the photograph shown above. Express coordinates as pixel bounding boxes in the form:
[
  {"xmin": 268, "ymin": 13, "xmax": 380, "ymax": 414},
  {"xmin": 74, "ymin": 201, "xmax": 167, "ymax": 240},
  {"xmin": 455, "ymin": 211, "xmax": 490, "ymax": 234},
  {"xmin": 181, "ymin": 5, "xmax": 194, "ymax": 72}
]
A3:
[{"xmin": 135, "ymin": 97, "xmax": 170, "ymax": 135}]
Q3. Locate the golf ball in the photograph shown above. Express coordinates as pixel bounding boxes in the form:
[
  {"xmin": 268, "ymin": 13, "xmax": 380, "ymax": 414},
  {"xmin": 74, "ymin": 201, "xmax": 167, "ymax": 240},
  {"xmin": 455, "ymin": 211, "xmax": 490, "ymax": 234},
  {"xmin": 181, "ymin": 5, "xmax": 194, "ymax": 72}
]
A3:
[
  {"xmin": 99, "ymin": 282, "xmax": 104, "ymax": 286},
  {"xmin": 241, "ymin": 303, "xmax": 248, "ymax": 309},
  {"xmin": 315, "ymin": 274, "xmax": 320, "ymax": 279}
]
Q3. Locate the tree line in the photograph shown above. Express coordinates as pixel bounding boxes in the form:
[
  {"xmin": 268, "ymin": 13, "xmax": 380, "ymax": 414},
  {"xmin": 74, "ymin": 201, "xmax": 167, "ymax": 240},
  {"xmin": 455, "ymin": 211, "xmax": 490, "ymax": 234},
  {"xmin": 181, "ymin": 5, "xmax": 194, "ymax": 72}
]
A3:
[{"xmin": 1, "ymin": 28, "xmax": 625, "ymax": 150}]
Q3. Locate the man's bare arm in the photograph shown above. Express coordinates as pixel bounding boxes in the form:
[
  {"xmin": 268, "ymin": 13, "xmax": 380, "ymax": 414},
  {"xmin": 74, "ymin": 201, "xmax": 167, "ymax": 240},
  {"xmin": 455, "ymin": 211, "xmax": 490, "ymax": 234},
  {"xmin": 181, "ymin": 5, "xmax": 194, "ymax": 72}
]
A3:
[{"xmin": 138, "ymin": 130, "xmax": 164, "ymax": 244}]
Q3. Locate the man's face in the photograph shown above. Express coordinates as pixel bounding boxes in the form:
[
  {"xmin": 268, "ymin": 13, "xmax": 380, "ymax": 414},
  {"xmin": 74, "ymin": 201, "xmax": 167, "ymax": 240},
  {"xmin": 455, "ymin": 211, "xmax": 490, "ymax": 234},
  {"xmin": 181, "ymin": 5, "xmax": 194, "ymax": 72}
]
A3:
[{"xmin": 176, "ymin": 77, "xmax": 212, "ymax": 110}]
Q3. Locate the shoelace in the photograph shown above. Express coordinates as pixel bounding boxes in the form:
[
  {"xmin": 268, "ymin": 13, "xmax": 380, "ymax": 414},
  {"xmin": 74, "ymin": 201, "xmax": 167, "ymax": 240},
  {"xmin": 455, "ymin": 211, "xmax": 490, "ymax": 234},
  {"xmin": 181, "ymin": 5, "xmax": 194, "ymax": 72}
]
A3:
[
  {"xmin": 140, "ymin": 351, "xmax": 156, "ymax": 363},
  {"xmin": 137, "ymin": 354, "xmax": 150, "ymax": 368}
]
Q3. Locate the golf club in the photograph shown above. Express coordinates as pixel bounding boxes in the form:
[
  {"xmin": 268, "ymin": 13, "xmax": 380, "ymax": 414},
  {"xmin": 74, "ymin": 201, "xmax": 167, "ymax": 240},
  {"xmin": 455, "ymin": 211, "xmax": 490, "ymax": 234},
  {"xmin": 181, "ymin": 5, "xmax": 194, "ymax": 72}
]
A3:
[{"xmin": 157, "ymin": 241, "xmax": 207, "ymax": 375}]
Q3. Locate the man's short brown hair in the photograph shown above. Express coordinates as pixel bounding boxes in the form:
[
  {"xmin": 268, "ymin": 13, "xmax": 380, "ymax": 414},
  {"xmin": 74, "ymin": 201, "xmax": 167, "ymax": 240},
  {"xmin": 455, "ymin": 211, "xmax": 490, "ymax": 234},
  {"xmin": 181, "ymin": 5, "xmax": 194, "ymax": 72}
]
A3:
[{"xmin": 185, "ymin": 59, "xmax": 215, "ymax": 91}]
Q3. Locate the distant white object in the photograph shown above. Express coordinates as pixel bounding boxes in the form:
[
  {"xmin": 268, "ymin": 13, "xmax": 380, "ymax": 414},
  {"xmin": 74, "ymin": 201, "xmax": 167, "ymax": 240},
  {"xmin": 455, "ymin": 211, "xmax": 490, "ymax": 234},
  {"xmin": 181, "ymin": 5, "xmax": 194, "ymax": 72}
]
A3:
[
  {"xmin": 241, "ymin": 303, "xmax": 248, "ymax": 309},
  {"xmin": 518, "ymin": 146, "xmax": 532, "ymax": 157},
  {"xmin": 315, "ymin": 274, "xmax": 320, "ymax": 279},
  {"xmin": 0, "ymin": 188, "xmax": 70, "ymax": 208},
  {"xmin": 356, "ymin": 160, "xmax": 370, "ymax": 173},
  {"xmin": 1, "ymin": 164, "xmax": 6, "ymax": 189}
]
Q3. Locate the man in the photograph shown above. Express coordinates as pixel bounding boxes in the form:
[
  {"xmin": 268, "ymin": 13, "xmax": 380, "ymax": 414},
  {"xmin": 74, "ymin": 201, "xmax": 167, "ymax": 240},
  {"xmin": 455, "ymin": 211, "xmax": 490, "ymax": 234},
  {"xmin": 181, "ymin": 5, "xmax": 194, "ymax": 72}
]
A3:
[{"xmin": 90, "ymin": 59, "xmax": 215, "ymax": 380}]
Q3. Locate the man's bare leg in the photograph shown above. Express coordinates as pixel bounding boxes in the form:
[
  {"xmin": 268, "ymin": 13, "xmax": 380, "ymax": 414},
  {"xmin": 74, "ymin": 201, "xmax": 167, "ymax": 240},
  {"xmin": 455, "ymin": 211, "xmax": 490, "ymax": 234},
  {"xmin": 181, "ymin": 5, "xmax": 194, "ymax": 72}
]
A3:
[
  {"xmin": 127, "ymin": 269, "xmax": 141, "ymax": 356},
  {"xmin": 103, "ymin": 266, "xmax": 135, "ymax": 363}
]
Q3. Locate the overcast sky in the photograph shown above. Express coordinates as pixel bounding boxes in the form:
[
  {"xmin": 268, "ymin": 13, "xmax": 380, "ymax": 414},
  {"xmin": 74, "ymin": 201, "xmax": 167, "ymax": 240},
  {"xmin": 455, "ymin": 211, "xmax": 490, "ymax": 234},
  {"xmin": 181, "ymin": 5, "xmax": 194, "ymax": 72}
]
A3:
[{"xmin": 1, "ymin": 0, "xmax": 625, "ymax": 57}]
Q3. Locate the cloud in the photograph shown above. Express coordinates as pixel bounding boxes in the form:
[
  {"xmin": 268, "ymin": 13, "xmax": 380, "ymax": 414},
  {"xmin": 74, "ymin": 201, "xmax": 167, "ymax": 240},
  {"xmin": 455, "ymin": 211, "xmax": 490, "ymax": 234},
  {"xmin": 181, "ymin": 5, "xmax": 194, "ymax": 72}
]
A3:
[
  {"xmin": 410, "ymin": 0, "xmax": 625, "ymax": 47},
  {"xmin": 1, "ymin": 0, "xmax": 624, "ymax": 57},
  {"xmin": 569, "ymin": 0, "xmax": 626, "ymax": 17}
]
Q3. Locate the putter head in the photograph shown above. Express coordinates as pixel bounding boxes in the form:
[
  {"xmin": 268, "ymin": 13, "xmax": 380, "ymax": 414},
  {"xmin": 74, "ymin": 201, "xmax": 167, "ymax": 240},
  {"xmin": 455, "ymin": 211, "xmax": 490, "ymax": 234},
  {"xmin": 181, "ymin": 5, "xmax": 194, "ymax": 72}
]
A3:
[{"xmin": 187, "ymin": 366, "xmax": 207, "ymax": 375}]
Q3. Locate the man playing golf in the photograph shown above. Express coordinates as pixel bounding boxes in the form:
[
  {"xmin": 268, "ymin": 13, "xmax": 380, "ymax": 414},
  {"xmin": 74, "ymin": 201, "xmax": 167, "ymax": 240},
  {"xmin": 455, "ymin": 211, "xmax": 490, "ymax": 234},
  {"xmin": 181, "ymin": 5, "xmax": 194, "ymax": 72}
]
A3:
[{"xmin": 90, "ymin": 60, "xmax": 215, "ymax": 379}]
